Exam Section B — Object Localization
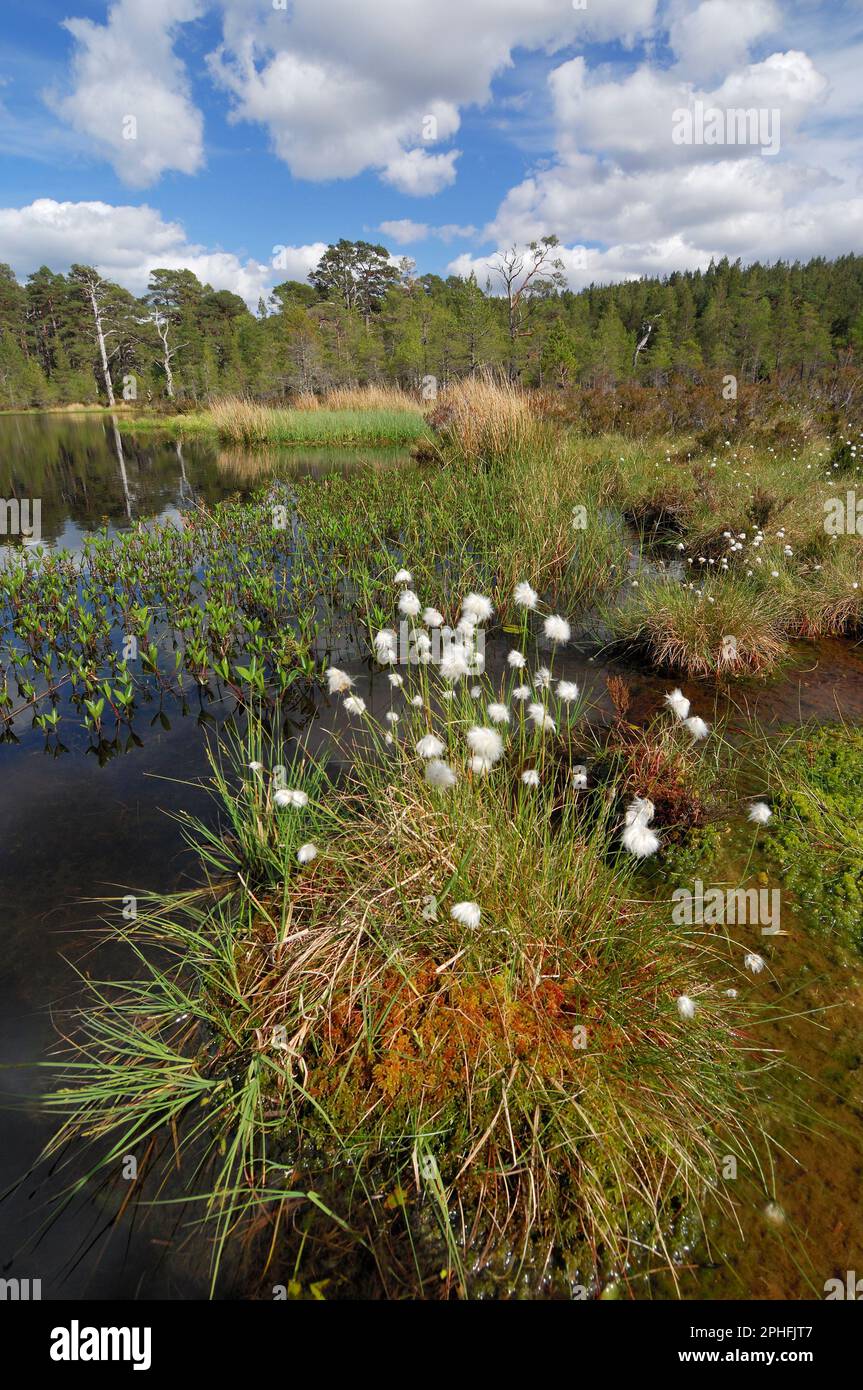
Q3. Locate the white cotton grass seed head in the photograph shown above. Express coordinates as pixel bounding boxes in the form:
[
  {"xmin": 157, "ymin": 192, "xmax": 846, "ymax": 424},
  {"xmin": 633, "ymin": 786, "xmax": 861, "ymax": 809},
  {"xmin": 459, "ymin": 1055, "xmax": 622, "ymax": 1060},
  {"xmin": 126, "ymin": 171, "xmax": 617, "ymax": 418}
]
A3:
[
  {"xmin": 470, "ymin": 755, "xmax": 495, "ymax": 775},
  {"xmin": 410, "ymin": 694, "xmax": 424, "ymax": 708},
  {"xmin": 423, "ymin": 607, "xmax": 444, "ymax": 627},
  {"xmin": 621, "ymin": 818, "xmax": 660, "ymax": 857},
  {"xmin": 621, "ymin": 797, "xmax": 659, "ymax": 856},
  {"xmin": 624, "ymin": 796, "xmax": 655, "ymax": 826},
  {"xmin": 664, "ymin": 688, "xmax": 690, "ymax": 721},
  {"xmin": 394, "ymin": 568, "xmax": 412, "ymax": 584},
  {"xmin": 543, "ymin": 614, "xmax": 571, "ymax": 644},
  {"xmin": 461, "ymin": 592, "xmax": 493, "ymax": 624},
  {"xmin": 425, "ymin": 759, "xmax": 457, "ymax": 789},
  {"xmin": 676, "ymin": 995, "xmax": 697, "ymax": 1021},
  {"xmin": 467, "ymin": 726, "xmax": 504, "ymax": 762},
  {"xmin": 556, "ymin": 680, "xmax": 579, "ymax": 703},
  {"xmin": 439, "ymin": 646, "xmax": 470, "ymax": 682},
  {"xmin": 527, "ymin": 702, "xmax": 556, "ymax": 733},
  {"xmin": 744, "ymin": 952, "xmax": 765, "ymax": 975},
  {"xmin": 325, "ymin": 666, "xmax": 354, "ymax": 694},
  {"xmin": 514, "ymin": 581, "xmax": 538, "ymax": 610},
  {"xmin": 512, "ymin": 684, "xmax": 531, "ymax": 701},
  {"xmin": 416, "ymin": 734, "xmax": 445, "ymax": 759},
  {"xmin": 450, "ymin": 901, "xmax": 481, "ymax": 929},
  {"xmin": 683, "ymin": 715, "xmax": 710, "ymax": 740},
  {"xmin": 387, "ymin": 672, "xmax": 403, "ymax": 687},
  {"xmin": 748, "ymin": 801, "xmax": 772, "ymax": 824},
  {"xmin": 274, "ymin": 788, "xmax": 308, "ymax": 809},
  {"xmin": 487, "ymin": 702, "xmax": 510, "ymax": 724},
  {"xmin": 533, "ymin": 666, "xmax": 551, "ymax": 689},
  {"xmin": 507, "ymin": 649, "xmax": 526, "ymax": 669},
  {"xmin": 398, "ymin": 589, "xmax": 422, "ymax": 618},
  {"xmin": 248, "ymin": 761, "xmax": 264, "ymax": 774},
  {"xmin": 297, "ymin": 842, "xmax": 318, "ymax": 865},
  {"xmin": 764, "ymin": 1201, "xmax": 786, "ymax": 1228},
  {"xmin": 343, "ymin": 695, "xmax": 366, "ymax": 716},
  {"xmin": 374, "ymin": 629, "xmax": 398, "ymax": 663},
  {"xmin": 385, "ymin": 710, "xmax": 399, "ymax": 724},
  {"xmin": 571, "ymin": 767, "xmax": 587, "ymax": 789},
  {"xmin": 521, "ymin": 768, "xmax": 540, "ymax": 787}
]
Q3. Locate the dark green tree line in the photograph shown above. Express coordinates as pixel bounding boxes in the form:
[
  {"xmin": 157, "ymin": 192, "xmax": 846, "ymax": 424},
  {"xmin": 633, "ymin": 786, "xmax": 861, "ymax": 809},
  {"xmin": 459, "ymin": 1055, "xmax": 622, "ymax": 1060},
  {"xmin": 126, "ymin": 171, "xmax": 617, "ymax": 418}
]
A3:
[{"xmin": 1, "ymin": 243, "xmax": 862, "ymax": 409}]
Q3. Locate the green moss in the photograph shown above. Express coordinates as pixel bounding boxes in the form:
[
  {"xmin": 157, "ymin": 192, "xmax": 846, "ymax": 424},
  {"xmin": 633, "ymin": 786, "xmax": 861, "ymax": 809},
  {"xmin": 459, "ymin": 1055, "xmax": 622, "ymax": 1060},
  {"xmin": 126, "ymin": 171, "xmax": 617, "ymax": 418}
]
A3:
[
  {"xmin": 660, "ymin": 824, "xmax": 724, "ymax": 886},
  {"xmin": 765, "ymin": 726, "xmax": 863, "ymax": 947}
]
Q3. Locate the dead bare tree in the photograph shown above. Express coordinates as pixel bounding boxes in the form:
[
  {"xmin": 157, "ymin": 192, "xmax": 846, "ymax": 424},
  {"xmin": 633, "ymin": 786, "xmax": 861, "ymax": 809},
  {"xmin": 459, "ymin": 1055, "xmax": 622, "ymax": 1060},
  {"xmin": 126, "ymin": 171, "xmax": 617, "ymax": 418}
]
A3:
[
  {"xmin": 69, "ymin": 265, "xmax": 130, "ymax": 406},
  {"xmin": 145, "ymin": 308, "xmax": 183, "ymax": 399},
  {"xmin": 633, "ymin": 314, "xmax": 661, "ymax": 370},
  {"xmin": 72, "ymin": 268, "xmax": 117, "ymax": 405},
  {"xmin": 490, "ymin": 236, "xmax": 566, "ymax": 379}
]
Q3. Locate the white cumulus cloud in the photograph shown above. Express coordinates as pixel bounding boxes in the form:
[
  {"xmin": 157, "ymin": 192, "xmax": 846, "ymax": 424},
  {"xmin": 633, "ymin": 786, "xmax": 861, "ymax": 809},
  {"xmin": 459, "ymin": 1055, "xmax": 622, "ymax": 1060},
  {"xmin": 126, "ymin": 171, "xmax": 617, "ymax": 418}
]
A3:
[
  {"xmin": 668, "ymin": 0, "xmax": 781, "ymax": 82},
  {"xmin": 0, "ymin": 199, "xmax": 323, "ymax": 308},
  {"xmin": 475, "ymin": 18, "xmax": 857, "ymax": 288},
  {"xmin": 380, "ymin": 219, "xmax": 477, "ymax": 244},
  {"xmin": 30, "ymin": 0, "xmax": 863, "ymax": 288},
  {"xmin": 46, "ymin": 0, "xmax": 206, "ymax": 188},
  {"xmin": 45, "ymin": 0, "xmax": 661, "ymax": 194},
  {"xmin": 380, "ymin": 149, "xmax": 459, "ymax": 197}
]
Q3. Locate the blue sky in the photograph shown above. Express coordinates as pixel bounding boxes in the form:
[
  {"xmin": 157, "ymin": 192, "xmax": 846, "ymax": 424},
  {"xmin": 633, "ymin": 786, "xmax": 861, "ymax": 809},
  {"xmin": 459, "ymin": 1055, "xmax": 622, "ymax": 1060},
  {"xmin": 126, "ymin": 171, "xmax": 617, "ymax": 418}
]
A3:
[{"xmin": 1, "ymin": 1, "xmax": 861, "ymax": 306}]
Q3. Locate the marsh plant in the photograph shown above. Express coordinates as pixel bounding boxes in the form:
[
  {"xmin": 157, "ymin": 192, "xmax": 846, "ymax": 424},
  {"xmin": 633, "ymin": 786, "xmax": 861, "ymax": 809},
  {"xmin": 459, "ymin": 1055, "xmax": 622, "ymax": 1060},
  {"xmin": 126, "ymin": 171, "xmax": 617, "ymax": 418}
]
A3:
[
  {"xmin": 39, "ymin": 580, "xmax": 783, "ymax": 1298},
  {"xmin": 0, "ymin": 418, "xmax": 626, "ymax": 744}
]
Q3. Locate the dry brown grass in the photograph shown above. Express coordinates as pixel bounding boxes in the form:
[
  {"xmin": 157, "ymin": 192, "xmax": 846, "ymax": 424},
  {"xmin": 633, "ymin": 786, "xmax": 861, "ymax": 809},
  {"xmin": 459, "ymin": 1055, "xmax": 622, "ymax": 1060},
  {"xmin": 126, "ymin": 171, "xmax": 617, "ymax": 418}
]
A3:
[
  {"xmin": 611, "ymin": 574, "xmax": 791, "ymax": 677},
  {"xmin": 291, "ymin": 384, "xmax": 422, "ymax": 412},
  {"xmin": 792, "ymin": 547, "xmax": 863, "ymax": 638},
  {"xmin": 431, "ymin": 373, "xmax": 538, "ymax": 464},
  {"xmin": 207, "ymin": 396, "xmax": 272, "ymax": 444}
]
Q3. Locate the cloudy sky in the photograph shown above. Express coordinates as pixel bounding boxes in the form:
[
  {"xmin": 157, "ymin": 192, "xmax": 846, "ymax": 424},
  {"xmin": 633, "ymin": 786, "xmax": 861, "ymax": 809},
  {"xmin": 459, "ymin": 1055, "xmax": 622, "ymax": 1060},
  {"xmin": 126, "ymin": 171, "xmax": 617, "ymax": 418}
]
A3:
[{"xmin": 1, "ymin": 0, "xmax": 861, "ymax": 305}]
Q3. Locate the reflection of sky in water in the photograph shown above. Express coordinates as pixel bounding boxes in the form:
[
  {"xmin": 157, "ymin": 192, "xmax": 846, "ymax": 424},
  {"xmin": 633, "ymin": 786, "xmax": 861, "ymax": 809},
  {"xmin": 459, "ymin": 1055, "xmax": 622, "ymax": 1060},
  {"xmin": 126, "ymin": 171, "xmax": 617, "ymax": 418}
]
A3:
[
  {"xmin": 16, "ymin": 508, "xmax": 186, "ymax": 557},
  {"xmin": 0, "ymin": 411, "xmax": 406, "ymax": 557}
]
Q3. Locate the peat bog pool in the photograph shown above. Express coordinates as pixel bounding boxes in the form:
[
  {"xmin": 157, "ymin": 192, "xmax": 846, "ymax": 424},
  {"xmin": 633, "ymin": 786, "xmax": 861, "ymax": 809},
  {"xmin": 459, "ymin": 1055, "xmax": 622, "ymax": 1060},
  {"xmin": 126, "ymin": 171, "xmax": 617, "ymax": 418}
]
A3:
[
  {"xmin": 0, "ymin": 411, "xmax": 861, "ymax": 1300},
  {"xmin": 0, "ymin": 412, "xmax": 410, "ymax": 1296}
]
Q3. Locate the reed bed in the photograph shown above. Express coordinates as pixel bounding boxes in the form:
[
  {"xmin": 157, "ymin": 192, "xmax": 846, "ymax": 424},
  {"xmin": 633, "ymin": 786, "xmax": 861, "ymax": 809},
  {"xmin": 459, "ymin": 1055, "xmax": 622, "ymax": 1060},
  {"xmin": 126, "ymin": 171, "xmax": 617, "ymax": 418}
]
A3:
[
  {"xmin": 118, "ymin": 396, "xmax": 430, "ymax": 447},
  {"xmin": 206, "ymin": 397, "xmax": 429, "ymax": 447},
  {"xmin": 291, "ymin": 384, "xmax": 423, "ymax": 412}
]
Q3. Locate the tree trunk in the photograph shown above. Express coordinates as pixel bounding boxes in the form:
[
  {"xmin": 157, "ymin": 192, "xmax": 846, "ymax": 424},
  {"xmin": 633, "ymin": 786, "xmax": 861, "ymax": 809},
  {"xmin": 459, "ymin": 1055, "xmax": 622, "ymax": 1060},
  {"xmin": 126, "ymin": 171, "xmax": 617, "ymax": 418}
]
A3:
[
  {"xmin": 88, "ymin": 282, "xmax": 115, "ymax": 407},
  {"xmin": 159, "ymin": 326, "xmax": 175, "ymax": 398}
]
